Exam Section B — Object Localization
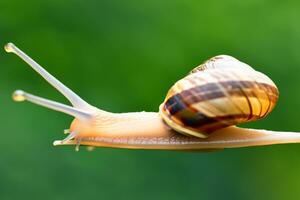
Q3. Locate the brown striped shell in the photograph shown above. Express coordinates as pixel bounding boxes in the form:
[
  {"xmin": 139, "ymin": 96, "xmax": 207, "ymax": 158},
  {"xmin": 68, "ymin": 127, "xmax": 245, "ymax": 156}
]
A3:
[{"xmin": 159, "ymin": 55, "xmax": 279, "ymax": 138}]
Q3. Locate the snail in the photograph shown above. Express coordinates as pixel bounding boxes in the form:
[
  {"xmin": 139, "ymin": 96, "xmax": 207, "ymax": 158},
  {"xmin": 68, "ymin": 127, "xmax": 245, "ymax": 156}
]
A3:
[{"xmin": 5, "ymin": 42, "xmax": 300, "ymax": 152}]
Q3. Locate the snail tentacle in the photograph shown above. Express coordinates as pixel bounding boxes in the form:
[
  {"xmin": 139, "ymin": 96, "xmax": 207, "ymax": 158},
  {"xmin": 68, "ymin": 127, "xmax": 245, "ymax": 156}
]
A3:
[
  {"xmin": 56, "ymin": 131, "xmax": 82, "ymax": 151},
  {"xmin": 12, "ymin": 90, "xmax": 92, "ymax": 120},
  {"xmin": 5, "ymin": 43, "xmax": 91, "ymax": 109},
  {"xmin": 61, "ymin": 131, "xmax": 78, "ymax": 143}
]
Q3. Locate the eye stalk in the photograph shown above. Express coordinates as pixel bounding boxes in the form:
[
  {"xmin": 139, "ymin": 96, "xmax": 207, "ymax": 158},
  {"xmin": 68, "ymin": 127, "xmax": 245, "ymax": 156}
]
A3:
[
  {"xmin": 5, "ymin": 43, "xmax": 92, "ymax": 110},
  {"xmin": 12, "ymin": 90, "xmax": 92, "ymax": 120},
  {"xmin": 5, "ymin": 43, "xmax": 96, "ymax": 120}
]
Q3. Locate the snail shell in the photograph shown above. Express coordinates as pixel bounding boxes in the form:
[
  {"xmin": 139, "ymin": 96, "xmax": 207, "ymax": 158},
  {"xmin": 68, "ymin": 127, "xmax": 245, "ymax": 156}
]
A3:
[{"xmin": 159, "ymin": 55, "xmax": 279, "ymax": 138}]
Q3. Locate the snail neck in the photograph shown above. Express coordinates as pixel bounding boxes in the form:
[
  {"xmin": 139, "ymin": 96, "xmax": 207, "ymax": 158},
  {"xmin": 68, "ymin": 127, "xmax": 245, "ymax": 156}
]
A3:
[{"xmin": 70, "ymin": 111, "xmax": 173, "ymax": 139}]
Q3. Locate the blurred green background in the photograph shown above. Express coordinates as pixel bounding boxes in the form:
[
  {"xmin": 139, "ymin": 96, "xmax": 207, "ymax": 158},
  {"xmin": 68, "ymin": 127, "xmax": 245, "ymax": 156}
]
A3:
[{"xmin": 1, "ymin": 0, "xmax": 300, "ymax": 199}]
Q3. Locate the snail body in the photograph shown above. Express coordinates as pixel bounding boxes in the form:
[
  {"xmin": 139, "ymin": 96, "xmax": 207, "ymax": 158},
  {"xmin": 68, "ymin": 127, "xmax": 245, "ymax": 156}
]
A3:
[{"xmin": 5, "ymin": 43, "xmax": 300, "ymax": 151}]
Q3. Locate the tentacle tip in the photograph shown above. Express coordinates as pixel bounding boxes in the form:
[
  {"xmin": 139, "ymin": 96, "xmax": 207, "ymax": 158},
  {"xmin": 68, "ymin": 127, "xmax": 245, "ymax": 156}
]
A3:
[
  {"xmin": 4, "ymin": 43, "xmax": 16, "ymax": 53},
  {"xmin": 53, "ymin": 140, "xmax": 62, "ymax": 146},
  {"xmin": 12, "ymin": 90, "xmax": 26, "ymax": 102}
]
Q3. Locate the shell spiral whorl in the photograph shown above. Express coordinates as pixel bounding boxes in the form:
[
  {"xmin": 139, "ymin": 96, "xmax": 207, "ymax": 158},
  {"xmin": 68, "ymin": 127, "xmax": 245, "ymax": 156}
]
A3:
[{"xmin": 159, "ymin": 55, "xmax": 279, "ymax": 138}]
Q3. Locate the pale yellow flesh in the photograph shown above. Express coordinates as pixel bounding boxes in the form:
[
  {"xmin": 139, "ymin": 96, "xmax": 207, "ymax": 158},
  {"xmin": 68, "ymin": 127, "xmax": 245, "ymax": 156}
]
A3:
[
  {"xmin": 55, "ymin": 112, "xmax": 300, "ymax": 150},
  {"xmin": 54, "ymin": 125, "xmax": 300, "ymax": 150}
]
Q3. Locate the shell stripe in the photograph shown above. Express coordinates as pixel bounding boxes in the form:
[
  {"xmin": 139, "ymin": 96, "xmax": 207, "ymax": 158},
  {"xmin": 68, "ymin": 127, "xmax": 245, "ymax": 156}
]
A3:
[
  {"xmin": 164, "ymin": 80, "xmax": 278, "ymax": 116},
  {"xmin": 181, "ymin": 113, "xmax": 261, "ymax": 132},
  {"xmin": 162, "ymin": 80, "xmax": 278, "ymax": 133}
]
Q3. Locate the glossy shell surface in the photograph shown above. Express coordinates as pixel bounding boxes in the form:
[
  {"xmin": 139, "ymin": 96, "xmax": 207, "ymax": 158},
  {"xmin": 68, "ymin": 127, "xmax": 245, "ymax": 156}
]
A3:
[{"xmin": 159, "ymin": 55, "xmax": 279, "ymax": 138}]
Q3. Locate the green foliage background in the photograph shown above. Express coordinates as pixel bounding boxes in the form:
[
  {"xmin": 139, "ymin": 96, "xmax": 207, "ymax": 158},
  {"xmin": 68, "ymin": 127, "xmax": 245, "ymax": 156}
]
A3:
[{"xmin": 1, "ymin": 0, "xmax": 300, "ymax": 199}]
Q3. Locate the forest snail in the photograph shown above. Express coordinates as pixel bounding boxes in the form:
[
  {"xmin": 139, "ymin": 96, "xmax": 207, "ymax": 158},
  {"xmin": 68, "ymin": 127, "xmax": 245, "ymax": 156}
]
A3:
[{"xmin": 5, "ymin": 42, "xmax": 300, "ymax": 152}]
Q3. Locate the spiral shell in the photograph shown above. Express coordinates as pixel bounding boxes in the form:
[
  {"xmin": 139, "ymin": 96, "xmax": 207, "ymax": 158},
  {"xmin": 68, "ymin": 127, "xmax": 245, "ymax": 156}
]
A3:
[{"xmin": 159, "ymin": 55, "xmax": 279, "ymax": 138}]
